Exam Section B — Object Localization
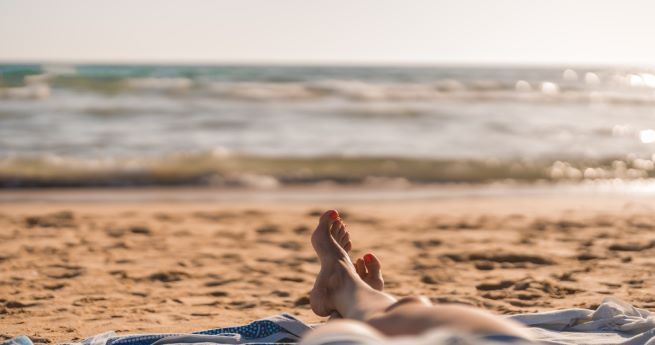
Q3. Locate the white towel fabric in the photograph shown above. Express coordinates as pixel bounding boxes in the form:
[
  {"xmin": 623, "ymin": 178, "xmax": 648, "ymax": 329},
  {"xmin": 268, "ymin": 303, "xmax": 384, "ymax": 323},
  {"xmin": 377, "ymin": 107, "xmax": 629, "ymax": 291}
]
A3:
[{"xmin": 508, "ymin": 297, "xmax": 655, "ymax": 344}]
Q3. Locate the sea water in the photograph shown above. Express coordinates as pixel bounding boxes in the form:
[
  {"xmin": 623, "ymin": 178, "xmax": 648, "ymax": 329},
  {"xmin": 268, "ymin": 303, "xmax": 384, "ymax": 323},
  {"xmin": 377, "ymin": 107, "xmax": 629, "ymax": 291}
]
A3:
[{"xmin": 1, "ymin": 64, "xmax": 655, "ymax": 187}]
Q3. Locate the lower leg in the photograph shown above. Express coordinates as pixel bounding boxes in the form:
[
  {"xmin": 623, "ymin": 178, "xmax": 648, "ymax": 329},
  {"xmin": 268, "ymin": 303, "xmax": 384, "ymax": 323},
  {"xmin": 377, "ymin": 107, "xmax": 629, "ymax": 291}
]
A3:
[
  {"xmin": 330, "ymin": 261, "xmax": 397, "ymax": 320},
  {"xmin": 309, "ymin": 210, "xmax": 397, "ymax": 320}
]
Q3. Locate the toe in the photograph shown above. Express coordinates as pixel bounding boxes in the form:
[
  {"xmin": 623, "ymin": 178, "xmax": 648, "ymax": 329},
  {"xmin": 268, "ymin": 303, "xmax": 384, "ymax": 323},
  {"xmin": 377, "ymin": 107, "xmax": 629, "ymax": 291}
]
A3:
[
  {"xmin": 312, "ymin": 213, "xmax": 344, "ymax": 255},
  {"xmin": 329, "ymin": 220, "xmax": 342, "ymax": 239},
  {"xmin": 336, "ymin": 225, "xmax": 347, "ymax": 242},
  {"xmin": 363, "ymin": 253, "xmax": 381, "ymax": 276},
  {"xmin": 334, "ymin": 223, "xmax": 345, "ymax": 239},
  {"xmin": 355, "ymin": 258, "xmax": 367, "ymax": 278},
  {"xmin": 332, "ymin": 219, "xmax": 343, "ymax": 229},
  {"xmin": 330, "ymin": 224, "xmax": 339, "ymax": 238},
  {"xmin": 343, "ymin": 241, "xmax": 352, "ymax": 252},
  {"xmin": 320, "ymin": 209, "xmax": 340, "ymax": 225},
  {"xmin": 341, "ymin": 231, "xmax": 350, "ymax": 244}
]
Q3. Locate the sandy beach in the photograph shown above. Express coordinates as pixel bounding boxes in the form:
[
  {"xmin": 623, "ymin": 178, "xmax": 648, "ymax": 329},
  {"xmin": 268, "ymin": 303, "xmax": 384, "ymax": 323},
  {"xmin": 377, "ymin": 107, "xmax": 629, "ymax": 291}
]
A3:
[
  {"xmin": 2, "ymin": 187, "xmax": 655, "ymax": 342},
  {"xmin": 4, "ymin": 1, "xmax": 655, "ymax": 343}
]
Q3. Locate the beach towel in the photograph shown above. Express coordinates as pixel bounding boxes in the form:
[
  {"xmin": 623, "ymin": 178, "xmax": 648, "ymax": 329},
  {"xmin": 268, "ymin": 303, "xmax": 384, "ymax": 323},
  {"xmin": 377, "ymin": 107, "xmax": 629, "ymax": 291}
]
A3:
[
  {"xmin": 1, "ymin": 313, "xmax": 310, "ymax": 345},
  {"xmin": 508, "ymin": 297, "xmax": 655, "ymax": 344},
  {"xmin": 4, "ymin": 297, "xmax": 655, "ymax": 345}
]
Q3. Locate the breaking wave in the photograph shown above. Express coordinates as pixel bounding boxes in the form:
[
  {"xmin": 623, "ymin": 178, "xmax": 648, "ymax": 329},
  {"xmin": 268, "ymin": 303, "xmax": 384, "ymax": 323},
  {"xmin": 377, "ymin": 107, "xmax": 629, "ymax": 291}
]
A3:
[{"xmin": 1, "ymin": 153, "xmax": 654, "ymax": 188}]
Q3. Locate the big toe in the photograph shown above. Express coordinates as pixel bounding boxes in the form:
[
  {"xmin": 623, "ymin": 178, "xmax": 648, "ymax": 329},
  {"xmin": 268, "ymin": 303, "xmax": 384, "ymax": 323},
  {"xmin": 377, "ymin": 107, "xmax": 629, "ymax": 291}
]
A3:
[
  {"xmin": 313, "ymin": 210, "xmax": 340, "ymax": 244},
  {"xmin": 320, "ymin": 209, "xmax": 340, "ymax": 224},
  {"xmin": 364, "ymin": 253, "xmax": 382, "ymax": 277}
]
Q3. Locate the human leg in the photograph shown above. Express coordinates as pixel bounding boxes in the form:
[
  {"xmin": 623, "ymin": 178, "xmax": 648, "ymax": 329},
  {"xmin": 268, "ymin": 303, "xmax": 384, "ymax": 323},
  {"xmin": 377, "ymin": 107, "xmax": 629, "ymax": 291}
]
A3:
[{"xmin": 308, "ymin": 210, "xmax": 532, "ymax": 340}]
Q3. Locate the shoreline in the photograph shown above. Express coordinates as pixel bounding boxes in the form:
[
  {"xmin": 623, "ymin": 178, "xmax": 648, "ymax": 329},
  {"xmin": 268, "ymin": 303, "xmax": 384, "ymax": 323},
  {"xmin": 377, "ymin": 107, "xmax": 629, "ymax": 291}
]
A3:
[{"xmin": 2, "ymin": 181, "xmax": 655, "ymax": 203}]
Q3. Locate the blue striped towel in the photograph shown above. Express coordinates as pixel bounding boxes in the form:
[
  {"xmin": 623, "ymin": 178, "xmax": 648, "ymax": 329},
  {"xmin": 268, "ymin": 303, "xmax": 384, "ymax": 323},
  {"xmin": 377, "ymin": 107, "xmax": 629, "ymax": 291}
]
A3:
[{"xmin": 2, "ymin": 313, "xmax": 311, "ymax": 345}]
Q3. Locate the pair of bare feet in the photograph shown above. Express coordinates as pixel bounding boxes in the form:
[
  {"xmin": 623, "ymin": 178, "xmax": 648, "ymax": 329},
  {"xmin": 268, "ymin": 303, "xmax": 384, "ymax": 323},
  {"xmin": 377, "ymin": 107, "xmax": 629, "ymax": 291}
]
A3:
[
  {"xmin": 309, "ymin": 209, "xmax": 384, "ymax": 317},
  {"xmin": 307, "ymin": 210, "xmax": 537, "ymax": 341}
]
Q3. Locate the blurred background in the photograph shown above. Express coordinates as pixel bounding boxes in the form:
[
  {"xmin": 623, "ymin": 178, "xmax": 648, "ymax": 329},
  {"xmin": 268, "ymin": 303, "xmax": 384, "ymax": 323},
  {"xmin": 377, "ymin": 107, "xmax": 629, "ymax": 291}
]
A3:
[{"xmin": 2, "ymin": 0, "xmax": 655, "ymax": 191}]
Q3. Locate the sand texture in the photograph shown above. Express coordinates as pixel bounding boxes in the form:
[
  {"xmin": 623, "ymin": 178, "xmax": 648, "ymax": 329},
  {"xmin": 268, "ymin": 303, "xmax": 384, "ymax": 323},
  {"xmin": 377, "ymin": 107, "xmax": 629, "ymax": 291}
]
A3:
[{"xmin": 2, "ymin": 192, "xmax": 655, "ymax": 342}]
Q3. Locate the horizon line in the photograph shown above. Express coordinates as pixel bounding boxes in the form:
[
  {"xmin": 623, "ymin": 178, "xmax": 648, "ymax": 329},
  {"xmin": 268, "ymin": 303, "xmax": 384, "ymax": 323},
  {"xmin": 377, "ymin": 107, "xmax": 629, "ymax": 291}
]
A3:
[{"xmin": 0, "ymin": 59, "xmax": 653, "ymax": 70}]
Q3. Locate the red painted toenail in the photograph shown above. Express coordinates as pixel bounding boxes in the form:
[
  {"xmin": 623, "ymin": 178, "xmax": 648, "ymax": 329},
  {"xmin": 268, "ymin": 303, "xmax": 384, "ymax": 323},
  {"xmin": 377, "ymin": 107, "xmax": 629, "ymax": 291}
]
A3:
[
  {"xmin": 329, "ymin": 210, "xmax": 339, "ymax": 219},
  {"xmin": 364, "ymin": 254, "xmax": 373, "ymax": 263}
]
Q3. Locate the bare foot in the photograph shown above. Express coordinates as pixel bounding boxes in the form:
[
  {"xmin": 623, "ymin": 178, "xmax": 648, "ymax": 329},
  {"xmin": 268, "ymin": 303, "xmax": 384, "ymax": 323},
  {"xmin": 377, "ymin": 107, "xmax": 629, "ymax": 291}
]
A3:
[
  {"xmin": 329, "ymin": 254, "xmax": 384, "ymax": 319},
  {"xmin": 355, "ymin": 253, "xmax": 384, "ymax": 291},
  {"xmin": 310, "ymin": 210, "xmax": 357, "ymax": 317},
  {"xmin": 326, "ymin": 214, "xmax": 383, "ymax": 292},
  {"xmin": 331, "ymin": 220, "xmax": 352, "ymax": 252}
]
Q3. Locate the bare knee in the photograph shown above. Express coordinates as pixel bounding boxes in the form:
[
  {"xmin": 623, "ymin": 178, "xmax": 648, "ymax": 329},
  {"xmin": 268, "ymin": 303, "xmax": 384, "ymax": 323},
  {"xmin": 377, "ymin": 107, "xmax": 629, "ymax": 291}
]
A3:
[
  {"xmin": 385, "ymin": 296, "xmax": 432, "ymax": 312},
  {"xmin": 367, "ymin": 305, "xmax": 435, "ymax": 337}
]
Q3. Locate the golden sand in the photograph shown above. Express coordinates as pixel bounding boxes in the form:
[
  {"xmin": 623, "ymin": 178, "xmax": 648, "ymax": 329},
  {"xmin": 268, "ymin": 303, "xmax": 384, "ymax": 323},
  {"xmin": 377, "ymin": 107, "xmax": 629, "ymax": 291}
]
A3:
[{"xmin": 2, "ymin": 190, "xmax": 655, "ymax": 342}]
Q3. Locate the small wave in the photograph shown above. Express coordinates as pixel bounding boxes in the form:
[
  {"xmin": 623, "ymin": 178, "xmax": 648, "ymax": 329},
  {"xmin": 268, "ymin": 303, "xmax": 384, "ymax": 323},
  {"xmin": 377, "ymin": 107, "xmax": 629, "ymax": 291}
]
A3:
[
  {"xmin": 0, "ymin": 83, "xmax": 50, "ymax": 99},
  {"xmin": 3, "ymin": 65, "xmax": 655, "ymax": 106},
  {"xmin": 126, "ymin": 77, "xmax": 193, "ymax": 92},
  {"xmin": 190, "ymin": 79, "xmax": 655, "ymax": 105},
  {"xmin": 2, "ymin": 153, "xmax": 654, "ymax": 188},
  {"xmin": 41, "ymin": 64, "xmax": 77, "ymax": 75},
  {"xmin": 205, "ymin": 82, "xmax": 317, "ymax": 100}
]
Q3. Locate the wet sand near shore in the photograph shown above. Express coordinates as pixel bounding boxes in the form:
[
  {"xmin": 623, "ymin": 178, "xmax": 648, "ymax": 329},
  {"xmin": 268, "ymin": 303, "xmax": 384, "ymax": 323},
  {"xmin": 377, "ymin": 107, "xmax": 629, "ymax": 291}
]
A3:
[{"xmin": 2, "ymin": 188, "xmax": 655, "ymax": 342}]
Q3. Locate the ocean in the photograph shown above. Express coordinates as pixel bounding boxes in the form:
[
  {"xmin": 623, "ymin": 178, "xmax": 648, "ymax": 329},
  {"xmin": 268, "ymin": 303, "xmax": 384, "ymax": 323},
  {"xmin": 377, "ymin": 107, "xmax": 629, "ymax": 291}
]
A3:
[{"xmin": 1, "ymin": 64, "xmax": 655, "ymax": 188}]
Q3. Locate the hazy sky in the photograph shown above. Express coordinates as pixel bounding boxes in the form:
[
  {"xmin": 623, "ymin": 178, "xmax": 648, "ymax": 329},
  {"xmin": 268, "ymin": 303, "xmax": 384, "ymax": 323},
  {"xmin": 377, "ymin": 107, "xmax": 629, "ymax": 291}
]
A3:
[{"xmin": 1, "ymin": 0, "xmax": 654, "ymax": 66}]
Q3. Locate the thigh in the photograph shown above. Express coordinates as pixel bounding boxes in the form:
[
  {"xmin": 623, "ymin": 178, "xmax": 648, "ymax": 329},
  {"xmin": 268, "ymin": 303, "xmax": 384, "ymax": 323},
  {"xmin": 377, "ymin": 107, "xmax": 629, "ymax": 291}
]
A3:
[
  {"xmin": 368, "ymin": 302, "xmax": 533, "ymax": 340},
  {"xmin": 299, "ymin": 320, "xmax": 387, "ymax": 345}
]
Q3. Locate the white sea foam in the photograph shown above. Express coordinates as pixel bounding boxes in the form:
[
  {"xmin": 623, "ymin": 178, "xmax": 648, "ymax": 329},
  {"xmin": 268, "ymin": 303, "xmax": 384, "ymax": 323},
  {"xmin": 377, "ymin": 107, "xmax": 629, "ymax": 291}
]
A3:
[
  {"xmin": 0, "ymin": 83, "xmax": 50, "ymax": 99},
  {"xmin": 127, "ymin": 77, "xmax": 192, "ymax": 91}
]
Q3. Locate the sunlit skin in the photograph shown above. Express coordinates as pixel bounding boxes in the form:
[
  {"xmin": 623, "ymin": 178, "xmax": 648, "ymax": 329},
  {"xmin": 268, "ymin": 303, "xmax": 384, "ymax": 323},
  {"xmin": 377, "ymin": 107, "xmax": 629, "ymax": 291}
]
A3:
[{"xmin": 301, "ymin": 210, "xmax": 533, "ymax": 343}]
